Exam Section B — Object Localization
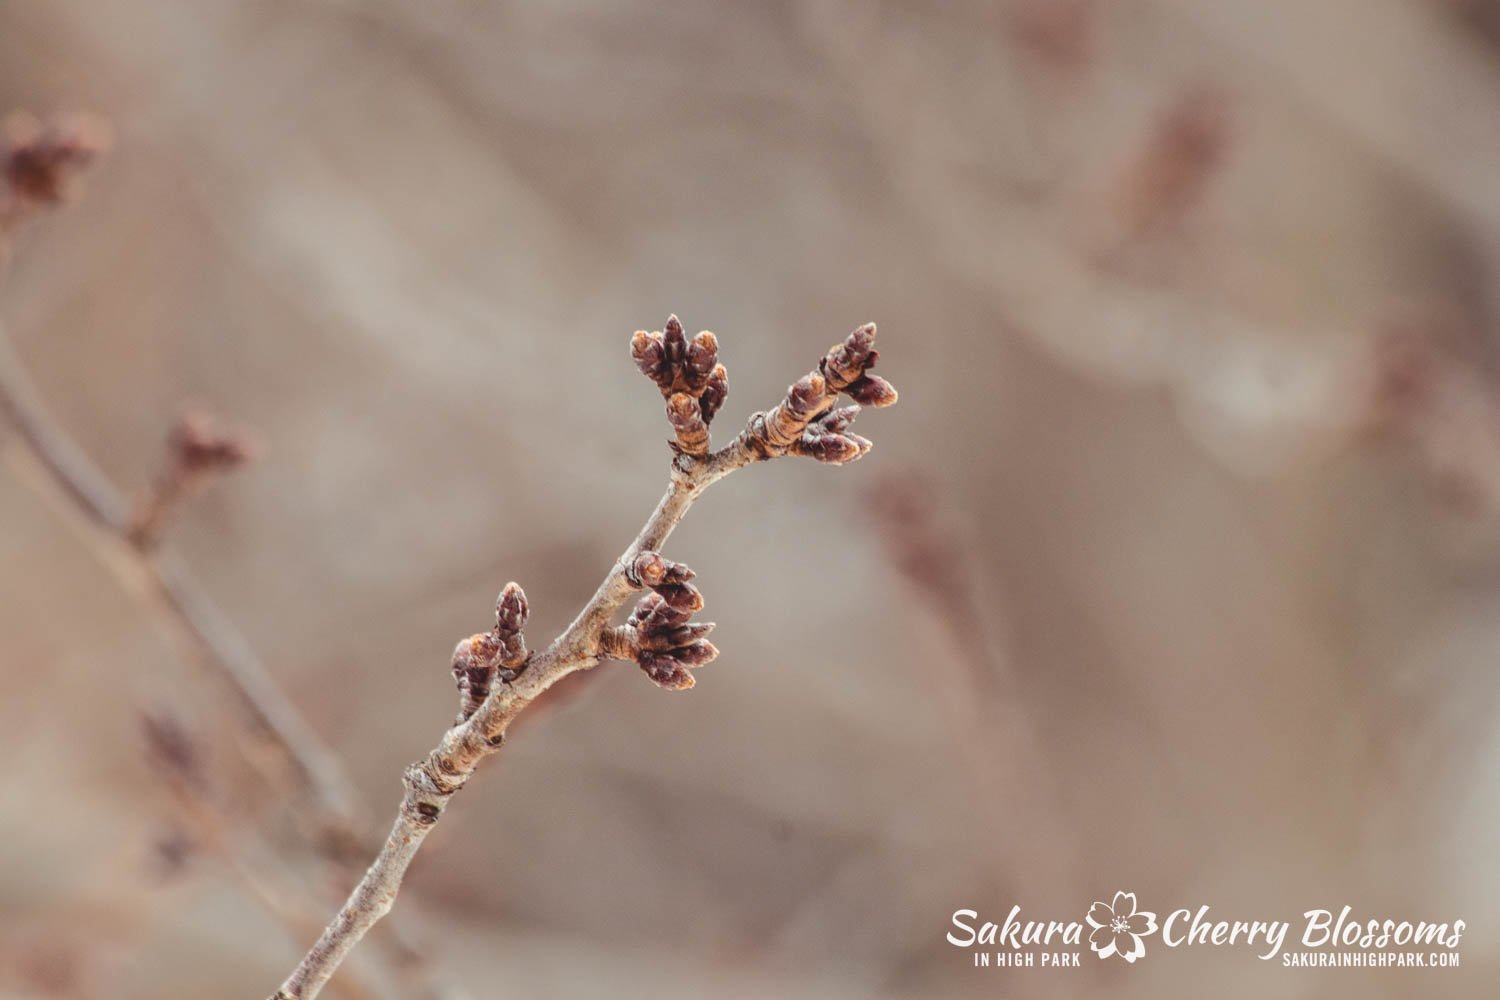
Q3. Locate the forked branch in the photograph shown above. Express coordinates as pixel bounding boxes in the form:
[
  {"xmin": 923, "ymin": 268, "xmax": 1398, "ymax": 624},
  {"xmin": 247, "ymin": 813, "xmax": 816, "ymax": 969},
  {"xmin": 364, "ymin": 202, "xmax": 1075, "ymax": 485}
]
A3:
[{"xmin": 271, "ymin": 317, "xmax": 898, "ymax": 999}]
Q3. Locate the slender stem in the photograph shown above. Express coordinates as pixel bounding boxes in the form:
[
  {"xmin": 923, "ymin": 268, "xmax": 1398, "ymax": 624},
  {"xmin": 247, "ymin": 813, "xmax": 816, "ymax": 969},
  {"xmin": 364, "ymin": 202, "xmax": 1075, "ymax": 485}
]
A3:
[{"xmin": 0, "ymin": 329, "xmax": 129, "ymax": 526}]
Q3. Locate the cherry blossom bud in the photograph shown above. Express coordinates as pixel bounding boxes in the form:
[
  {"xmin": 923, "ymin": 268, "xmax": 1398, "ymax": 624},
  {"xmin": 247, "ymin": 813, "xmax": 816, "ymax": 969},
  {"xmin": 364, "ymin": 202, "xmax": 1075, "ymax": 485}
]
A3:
[
  {"xmin": 636, "ymin": 621, "xmax": 716, "ymax": 651},
  {"xmin": 494, "ymin": 582, "xmax": 530, "ymax": 670},
  {"xmin": 763, "ymin": 373, "xmax": 834, "ymax": 449},
  {"xmin": 818, "ymin": 405, "xmax": 861, "ymax": 434},
  {"xmin": 686, "ymin": 331, "xmax": 719, "ymax": 389},
  {"xmin": 672, "ymin": 640, "xmax": 719, "ymax": 667},
  {"xmin": 626, "ymin": 551, "xmax": 695, "ymax": 588},
  {"xmin": 700, "ymin": 364, "xmax": 729, "ymax": 424},
  {"xmin": 653, "ymin": 580, "xmax": 704, "ymax": 612},
  {"xmin": 631, "ymin": 329, "xmax": 670, "ymax": 387},
  {"xmin": 663, "ymin": 314, "xmax": 688, "ymax": 368},
  {"xmin": 666, "ymin": 392, "xmax": 710, "ymax": 456},
  {"xmin": 639, "ymin": 652, "xmax": 695, "ymax": 690},
  {"xmin": 794, "ymin": 432, "xmax": 868, "ymax": 465},
  {"xmin": 630, "ymin": 314, "xmax": 737, "ymax": 449},
  {"xmin": 846, "ymin": 373, "xmax": 898, "ymax": 408},
  {"xmin": 820, "ymin": 322, "xmax": 877, "ymax": 391},
  {"xmin": 452, "ymin": 631, "xmax": 503, "ymax": 722}
]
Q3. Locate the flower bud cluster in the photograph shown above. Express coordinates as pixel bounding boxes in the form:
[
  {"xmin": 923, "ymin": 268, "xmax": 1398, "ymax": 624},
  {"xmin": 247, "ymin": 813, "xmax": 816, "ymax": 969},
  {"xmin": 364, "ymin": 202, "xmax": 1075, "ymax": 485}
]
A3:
[
  {"xmin": 631, "ymin": 315, "xmax": 730, "ymax": 456},
  {"xmin": 614, "ymin": 551, "xmax": 717, "ymax": 690},
  {"xmin": 746, "ymin": 322, "xmax": 897, "ymax": 464},
  {"xmin": 451, "ymin": 582, "xmax": 530, "ymax": 722}
]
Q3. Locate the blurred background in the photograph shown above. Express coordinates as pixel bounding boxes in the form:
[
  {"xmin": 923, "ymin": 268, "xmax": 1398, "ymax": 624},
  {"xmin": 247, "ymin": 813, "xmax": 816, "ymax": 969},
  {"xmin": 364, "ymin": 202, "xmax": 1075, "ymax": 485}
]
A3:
[{"xmin": 2, "ymin": 1, "xmax": 1499, "ymax": 996}]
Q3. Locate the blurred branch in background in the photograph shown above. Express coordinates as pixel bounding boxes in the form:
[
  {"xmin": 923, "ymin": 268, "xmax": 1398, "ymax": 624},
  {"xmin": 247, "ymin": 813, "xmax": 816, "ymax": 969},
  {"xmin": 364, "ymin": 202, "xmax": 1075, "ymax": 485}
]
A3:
[
  {"xmin": 868, "ymin": 474, "xmax": 1083, "ymax": 901},
  {"xmin": 0, "ymin": 112, "xmax": 465, "ymax": 1000}
]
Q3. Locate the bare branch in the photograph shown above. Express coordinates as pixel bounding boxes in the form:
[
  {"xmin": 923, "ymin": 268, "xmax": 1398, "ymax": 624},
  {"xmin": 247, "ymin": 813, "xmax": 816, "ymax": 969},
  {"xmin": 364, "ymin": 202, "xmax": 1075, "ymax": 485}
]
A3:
[{"xmin": 271, "ymin": 318, "xmax": 898, "ymax": 999}]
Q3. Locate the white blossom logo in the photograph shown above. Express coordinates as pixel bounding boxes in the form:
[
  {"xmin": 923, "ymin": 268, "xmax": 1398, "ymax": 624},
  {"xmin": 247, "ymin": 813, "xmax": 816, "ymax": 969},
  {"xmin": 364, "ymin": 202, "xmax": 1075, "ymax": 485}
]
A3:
[{"xmin": 1086, "ymin": 891, "xmax": 1158, "ymax": 963}]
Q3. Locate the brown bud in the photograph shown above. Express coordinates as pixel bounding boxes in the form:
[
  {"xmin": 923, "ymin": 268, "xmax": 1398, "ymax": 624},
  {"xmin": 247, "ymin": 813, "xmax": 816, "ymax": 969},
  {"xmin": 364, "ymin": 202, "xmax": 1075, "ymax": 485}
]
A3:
[
  {"xmin": 816, "ymin": 405, "xmax": 861, "ymax": 434},
  {"xmin": 668, "ymin": 621, "xmax": 716, "ymax": 643},
  {"xmin": 170, "ymin": 410, "xmax": 258, "ymax": 473},
  {"xmin": 821, "ymin": 322, "xmax": 877, "ymax": 391},
  {"xmin": 452, "ymin": 631, "xmax": 503, "ymax": 721},
  {"xmin": 663, "ymin": 314, "xmax": 687, "ymax": 367},
  {"xmin": 631, "ymin": 330, "xmax": 670, "ymax": 386},
  {"xmin": 637, "ymin": 621, "xmax": 717, "ymax": 652},
  {"xmin": 627, "ymin": 590, "xmax": 661, "ymax": 627},
  {"xmin": 666, "ymin": 392, "xmax": 710, "ymax": 456},
  {"xmin": 626, "ymin": 551, "xmax": 695, "ymax": 588},
  {"xmin": 631, "ymin": 591, "xmax": 692, "ymax": 632},
  {"xmin": 126, "ymin": 409, "xmax": 260, "ymax": 549},
  {"xmin": 762, "ymin": 372, "xmax": 835, "ymax": 450},
  {"xmin": 685, "ymin": 331, "xmax": 719, "ymax": 389},
  {"xmin": 788, "ymin": 373, "xmax": 828, "ymax": 417},
  {"xmin": 672, "ymin": 639, "xmax": 719, "ymax": 667},
  {"xmin": 628, "ymin": 551, "xmax": 667, "ymax": 587},
  {"xmin": 494, "ymin": 582, "xmax": 529, "ymax": 670},
  {"xmin": 3, "ymin": 111, "xmax": 111, "ymax": 208},
  {"xmin": 846, "ymin": 373, "xmax": 898, "ymax": 408},
  {"xmin": 700, "ymin": 364, "xmax": 729, "ymax": 424},
  {"xmin": 495, "ymin": 582, "xmax": 528, "ymax": 631},
  {"xmin": 616, "ymin": 558, "xmax": 717, "ymax": 688},
  {"xmin": 639, "ymin": 652, "xmax": 695, "ymax": 690},
  {"xmin": 653, "ymin": 581, "xmax": 704, "ymax": 612},
  {"xmin": 794, "ymin": 432, "xmax": 868, "ymax": 465}
]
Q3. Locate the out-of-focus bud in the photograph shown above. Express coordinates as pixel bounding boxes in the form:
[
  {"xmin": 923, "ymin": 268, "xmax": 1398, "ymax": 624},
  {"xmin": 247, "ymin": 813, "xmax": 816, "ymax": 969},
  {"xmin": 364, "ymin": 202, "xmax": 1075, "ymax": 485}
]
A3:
[
  {"xmin": 127, "ymin": 409, "xmax": 260, "ymax": 549},
  {"xmin": 2, "ymin": 111, "xmax": 112, "ymax": 210}
]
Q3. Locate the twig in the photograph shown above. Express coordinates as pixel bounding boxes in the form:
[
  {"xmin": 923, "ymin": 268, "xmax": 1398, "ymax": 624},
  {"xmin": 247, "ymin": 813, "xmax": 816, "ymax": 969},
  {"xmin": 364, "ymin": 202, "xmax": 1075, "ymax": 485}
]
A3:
[
  {"xmin": 866, "ymin": 473, "xmax": 1085, "ymax": 909},
  {"xmin": 271, "ymin": 317, "xmax": 898, "ymax": 999}
]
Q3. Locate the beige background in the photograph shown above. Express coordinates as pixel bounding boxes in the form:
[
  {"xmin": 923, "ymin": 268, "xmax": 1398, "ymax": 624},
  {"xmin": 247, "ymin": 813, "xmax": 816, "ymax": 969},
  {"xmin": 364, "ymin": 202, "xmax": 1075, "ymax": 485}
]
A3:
[{"xmin": 2, "ymin": 1, "xmax": 1499, "ymax": 997}]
